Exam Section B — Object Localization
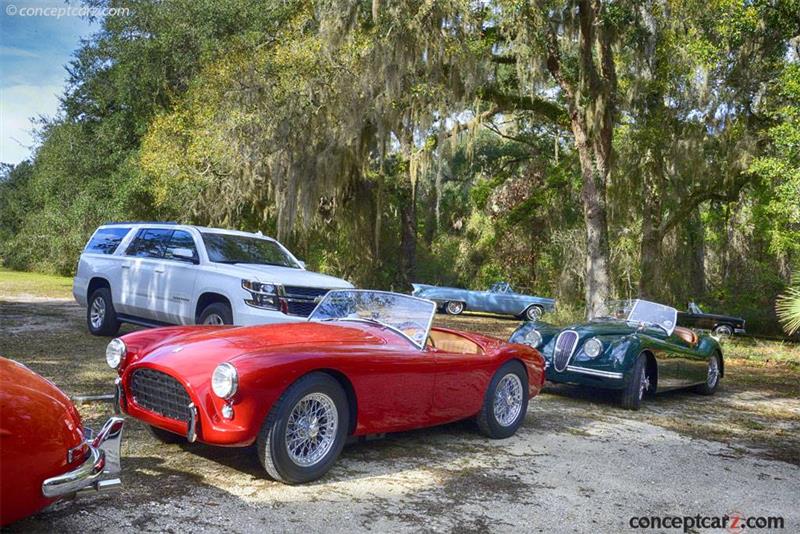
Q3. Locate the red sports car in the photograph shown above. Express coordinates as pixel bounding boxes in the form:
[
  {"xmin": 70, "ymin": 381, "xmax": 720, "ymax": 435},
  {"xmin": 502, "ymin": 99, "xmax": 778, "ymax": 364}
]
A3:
[
  {"xmin": 0, "ymin": 357, "xmax": 124, "ymax": 527},
  {"xmin": 109, "ymin": 290, "xmax": 544, "ymax": 483}
]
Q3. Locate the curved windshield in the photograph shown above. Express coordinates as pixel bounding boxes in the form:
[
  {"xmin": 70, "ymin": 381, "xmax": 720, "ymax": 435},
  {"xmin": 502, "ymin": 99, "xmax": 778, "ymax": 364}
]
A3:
[
  {"xmin": 309, "ymin": 290, "xmax": 436, "ymax": 349},
  {"xmin": 594, "ymin": 299, "xmax": 677, "ymax": 335},
  {"xmin": 201, "ymin": 232, "xmax": 299, "ymax": 268}
]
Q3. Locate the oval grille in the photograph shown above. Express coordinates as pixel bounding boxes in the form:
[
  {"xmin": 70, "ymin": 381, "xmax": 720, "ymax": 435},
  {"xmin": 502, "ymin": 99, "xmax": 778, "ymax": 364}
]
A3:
[
  {"xmin": 130, "ymin": 368, "xmax": 192, "ymax": 422},
  {"xmin": 553, "ymin": 330, "xmax": 579, "ymax": 372}
]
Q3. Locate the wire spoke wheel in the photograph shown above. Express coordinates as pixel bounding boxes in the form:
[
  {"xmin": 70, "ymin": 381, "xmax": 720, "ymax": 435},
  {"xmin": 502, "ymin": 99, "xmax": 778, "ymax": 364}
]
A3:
[
  {"xmin": 493, "ymin": 373, "xmax": 523, "ymax": 427},
  {"xmin": 638, "ymin": 366, "xmax": 650, "ymax": 400},
  {"xmin": 284, "ymin": 393, "xmax": 338, "ymax": 467},
  {"xmin": 707, "ymin": 356, "xmax": 719, "ymax": 388}
]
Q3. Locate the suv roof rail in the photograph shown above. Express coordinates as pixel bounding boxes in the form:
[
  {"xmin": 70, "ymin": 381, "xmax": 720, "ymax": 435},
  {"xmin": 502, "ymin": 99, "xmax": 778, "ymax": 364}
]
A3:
[{"xmin": 101, "ymin": 221, "xmax": 180, "ymax": 226}]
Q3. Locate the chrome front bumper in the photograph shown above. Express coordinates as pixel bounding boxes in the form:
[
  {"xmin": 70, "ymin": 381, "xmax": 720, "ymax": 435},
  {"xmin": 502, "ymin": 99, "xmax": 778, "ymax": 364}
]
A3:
[{"xmin": 42, "ymin": 417, "xmax": 124, "ymax": 498}]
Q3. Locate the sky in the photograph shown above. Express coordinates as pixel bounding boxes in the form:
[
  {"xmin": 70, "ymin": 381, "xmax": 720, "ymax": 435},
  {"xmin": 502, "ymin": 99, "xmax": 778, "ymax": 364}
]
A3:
[{"xmin": 1, "ymin": 1, "xmax": 99, "ymax": 164}]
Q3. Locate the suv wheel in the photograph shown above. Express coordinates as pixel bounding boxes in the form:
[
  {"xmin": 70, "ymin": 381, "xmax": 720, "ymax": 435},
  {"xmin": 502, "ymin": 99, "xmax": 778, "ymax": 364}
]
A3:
[
  {"xmin": 87, "ymin": 287, "xmax": 121, "ymax": 336},
  {"xmin": 198, "ymin": 302, "xmax": 233, "ymax": 325}
]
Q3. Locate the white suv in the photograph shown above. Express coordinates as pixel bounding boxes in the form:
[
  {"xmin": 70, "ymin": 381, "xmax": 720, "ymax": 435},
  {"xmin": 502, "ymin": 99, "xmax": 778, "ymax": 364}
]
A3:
[{"xmin": 73, "ymin": 223, "xmax": 353, "ymax": 335}]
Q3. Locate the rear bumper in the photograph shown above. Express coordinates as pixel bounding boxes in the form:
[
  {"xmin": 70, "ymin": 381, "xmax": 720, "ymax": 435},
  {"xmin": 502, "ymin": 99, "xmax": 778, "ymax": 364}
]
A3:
[
  {"xmin": 735, "ymin": 328, "xmax": 746, "ymax": 335},
  {"xmin": 42, "ymin": 417, "xmax": 124, "ymax": 498}
]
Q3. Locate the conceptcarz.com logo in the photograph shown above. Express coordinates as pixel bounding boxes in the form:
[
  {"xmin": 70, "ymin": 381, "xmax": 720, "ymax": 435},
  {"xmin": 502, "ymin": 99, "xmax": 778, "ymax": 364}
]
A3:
[{"xmin": 629, "ymin": 512, "xmax": 785, "ymax": 533}]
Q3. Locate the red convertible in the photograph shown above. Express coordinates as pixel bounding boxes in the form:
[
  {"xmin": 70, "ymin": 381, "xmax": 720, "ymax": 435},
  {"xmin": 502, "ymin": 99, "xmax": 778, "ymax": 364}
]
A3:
[
  {"xmin": 110, "ymin": 290, "xmax": 544, "ymax": 483},
  {"xmin": 0, "ymin": 357, "xmax": 124, "ymax": 526}
]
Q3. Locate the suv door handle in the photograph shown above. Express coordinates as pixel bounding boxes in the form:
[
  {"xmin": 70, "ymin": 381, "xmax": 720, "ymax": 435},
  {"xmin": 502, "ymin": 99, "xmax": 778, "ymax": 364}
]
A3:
[
  {"xmin": 121, "ymin": 265, "xmax": 130, "ymax": 270},
  {"xmin": 154, "ymin": 269, "xmax": 166, "ymax": 274}
]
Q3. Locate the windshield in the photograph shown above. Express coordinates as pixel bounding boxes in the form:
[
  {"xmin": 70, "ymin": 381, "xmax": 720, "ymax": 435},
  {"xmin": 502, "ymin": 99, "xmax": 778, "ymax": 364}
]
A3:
[
  {"xmin": 594, "ymin": 299, "xmax": 677, "ymax": 335},
  {"xmin": 201, "ymin": 232, "xmax": 299, "ymax": 268},
  {"xmin": 309, "ymin": 290, "xmax": 436, "ymax": 349}
]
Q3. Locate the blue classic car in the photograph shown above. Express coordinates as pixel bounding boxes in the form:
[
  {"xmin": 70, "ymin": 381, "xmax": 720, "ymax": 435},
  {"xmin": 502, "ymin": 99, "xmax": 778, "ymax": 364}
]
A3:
[
  {"xmin": 411, "ymin": 281, "xmax": 556, "ymax": 321},
  {"xmin": 509, "ymin": 299, "xmax": 723, "ymax": 410}
]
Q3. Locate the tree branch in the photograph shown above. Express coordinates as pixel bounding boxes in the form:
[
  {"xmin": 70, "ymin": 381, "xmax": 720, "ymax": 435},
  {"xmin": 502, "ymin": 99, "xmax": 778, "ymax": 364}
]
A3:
[
  {"xmin": 477, "ymin": 85, "xmax": 568, "ymax": 126},
  {"xmin": 659, "ymin": 174, "xmax": 753, "ymax": 236}
]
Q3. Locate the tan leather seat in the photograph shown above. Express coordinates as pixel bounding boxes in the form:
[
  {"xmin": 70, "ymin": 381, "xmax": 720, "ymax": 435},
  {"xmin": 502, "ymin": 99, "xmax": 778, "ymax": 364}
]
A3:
[
  {"xmin": 673, "ymin": 326, "xmax": 698, "ymax": 346},
  {"xmin": 428, "ymin": 330, "xmax": 482, "ymax": 354}
]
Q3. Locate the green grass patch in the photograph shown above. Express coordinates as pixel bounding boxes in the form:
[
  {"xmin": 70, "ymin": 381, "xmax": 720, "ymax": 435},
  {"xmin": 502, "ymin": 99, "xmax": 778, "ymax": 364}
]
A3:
[
  {"xmin": 0, "ymin": 267, "xmax": 74, "ymax": 299},
  {"xmin": 720, "ymin": 336, "xmax": 800, "ymax": 367}
]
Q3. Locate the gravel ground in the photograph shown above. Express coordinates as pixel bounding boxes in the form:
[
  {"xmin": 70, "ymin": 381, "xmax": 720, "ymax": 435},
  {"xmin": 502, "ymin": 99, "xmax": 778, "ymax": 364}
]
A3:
[{"xmin": 1, "ymin": 296, "xmax": 798, "ymax": 533}]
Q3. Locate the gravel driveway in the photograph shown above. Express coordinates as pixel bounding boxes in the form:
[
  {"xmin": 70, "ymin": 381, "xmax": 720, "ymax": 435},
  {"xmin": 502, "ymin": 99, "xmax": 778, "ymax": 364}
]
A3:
[{"xmin": 1, "ymin": 297, "xmax": 798, "ymax": 533}]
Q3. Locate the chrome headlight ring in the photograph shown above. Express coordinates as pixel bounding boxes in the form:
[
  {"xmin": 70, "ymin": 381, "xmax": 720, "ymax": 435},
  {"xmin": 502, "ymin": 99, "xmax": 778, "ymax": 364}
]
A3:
[
  {"xmin": 523, "ymin": 329, "xmax": 543, "ymax": 348},
  {"xmin": 106, "ymin": 338, "xmax": 126, "ymax": 369},
  {"xmin": 211, "ymin": 362, "xmax": 239, "ymax": 399},
  {"xmin": 583, "ymin": 337, "xmax": 604, "ymax": 358}
]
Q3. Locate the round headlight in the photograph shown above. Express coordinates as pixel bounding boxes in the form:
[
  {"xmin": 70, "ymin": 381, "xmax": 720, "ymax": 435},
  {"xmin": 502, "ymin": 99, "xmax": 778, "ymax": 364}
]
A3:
[
  {"xmin": 584, "ymin": 337, "xmax": 604, "ymax": 358},
  {"xmin": 524, "ymin": 329, "xmax": 543, "ymax": 348},
  {"xmin": 106, "ymin": 338, "xmax": 126, "ymax": 369},
  {"xmin": 211, "ymin": 363, "xmax": 238, "ymax": 399}
]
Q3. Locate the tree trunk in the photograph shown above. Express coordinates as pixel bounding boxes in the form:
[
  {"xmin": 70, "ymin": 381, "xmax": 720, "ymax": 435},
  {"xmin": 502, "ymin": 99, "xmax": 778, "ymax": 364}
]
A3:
[{"xmin": 399, "ymin": 181, "xmax": 417, "ymax": 286}]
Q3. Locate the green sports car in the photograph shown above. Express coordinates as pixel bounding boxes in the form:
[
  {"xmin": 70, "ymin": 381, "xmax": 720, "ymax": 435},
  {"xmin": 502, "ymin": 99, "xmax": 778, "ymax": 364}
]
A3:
[{"xmin": 509, "ymin": 299, "xmax": 723, "ymax": 410}]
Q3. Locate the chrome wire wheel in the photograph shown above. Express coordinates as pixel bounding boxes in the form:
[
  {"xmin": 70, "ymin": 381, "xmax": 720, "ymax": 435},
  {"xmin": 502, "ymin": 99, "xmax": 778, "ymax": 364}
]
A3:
[
  {"xmin": 493, "ymin": 373, "xmax": 523, "ymax": 427},
  {"xmin": 638, "ymin": 366, "xmax": 650, "ymax": 401},
  {"xmin": 707, "ymin": 356, "xmax": 720, "ymax": 388},
  {"xmin": 203, "ymin": 313, "xmax": 225, "ymax": 326},
  {"xmin": 446, "ymin": 301, "xmax": 464, "ymax": 315},
  {"xmin": 525, "ymin": 306, "xmax": 543, "ymax": 321},
  {"xmin": 285, "ymin": 392, "xmax": 338, "ymax": 467},
  {"xmin": 90, "ymin": 297, "xmax": 106, "ymax": 329}
]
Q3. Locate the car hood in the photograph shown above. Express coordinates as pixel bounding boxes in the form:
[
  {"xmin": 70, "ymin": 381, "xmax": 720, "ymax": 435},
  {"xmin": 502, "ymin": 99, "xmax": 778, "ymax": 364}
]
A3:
[
  {"xmin": 208, "ymin": 263, "xmax": 353, "ymax": 288},
  {"xmin": 561, "ymin": 320, "xmax": 639, "ymax": 337},
  {"xmin": 125, "ymin": 322, "xmax": 386, "ymax": 385}
]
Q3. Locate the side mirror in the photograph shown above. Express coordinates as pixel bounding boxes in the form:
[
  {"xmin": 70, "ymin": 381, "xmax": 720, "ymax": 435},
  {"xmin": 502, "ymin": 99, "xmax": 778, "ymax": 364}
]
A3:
[
  {"xmin": 297, "ymin": 260, "xmax": 306, "ymax": 269},
  {"xmin": 171, "ymin": 248, "xmax": 198, "ymax": 264}
]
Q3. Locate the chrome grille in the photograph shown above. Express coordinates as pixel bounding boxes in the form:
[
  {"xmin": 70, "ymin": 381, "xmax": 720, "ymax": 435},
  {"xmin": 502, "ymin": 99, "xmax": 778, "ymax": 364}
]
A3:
[
  {"xmin": 553, "ymin": 330, "xmax": 579, "ymax": 372},
  {"xmin": 130, "ymin": 368, "xmax": 192, "ymax": 422},
  {"xmin": 283, "ymin": 286, "xmax": 329, "ymax": 317}
]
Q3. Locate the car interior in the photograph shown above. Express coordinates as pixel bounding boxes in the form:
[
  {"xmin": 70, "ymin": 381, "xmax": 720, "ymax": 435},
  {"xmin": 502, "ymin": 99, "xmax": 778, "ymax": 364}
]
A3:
[
  {"xmin": 427, "ymin": 329, "xmax": 483, "ymax": 354},
  {"xmin": 673, "ymin": 326, "xmax": 699, "ymax": 346}
]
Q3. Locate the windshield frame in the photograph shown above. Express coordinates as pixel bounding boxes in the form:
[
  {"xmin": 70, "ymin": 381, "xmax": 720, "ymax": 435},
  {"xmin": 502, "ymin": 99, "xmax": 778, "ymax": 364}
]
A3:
[
  {"xmin": 628, "ymin": 299, "xmax": 678, "ymax": 336},
  {"xmin": 200, "ymin": 231, "xmax": 301, "ymax": 269},
  {"xmin": 308, "ymin": 289, "xmax": 436, "ymax": 350}
]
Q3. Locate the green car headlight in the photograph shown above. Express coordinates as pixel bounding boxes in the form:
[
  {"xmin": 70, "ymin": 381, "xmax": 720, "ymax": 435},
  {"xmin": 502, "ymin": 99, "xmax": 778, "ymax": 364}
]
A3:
[
  {"xmin": 583, "ymin": 337, "xmax": 604, "ymax": 358},
  {"xmin": 524, "ymin": 329, "xmax": 543, "ymax": 348}
]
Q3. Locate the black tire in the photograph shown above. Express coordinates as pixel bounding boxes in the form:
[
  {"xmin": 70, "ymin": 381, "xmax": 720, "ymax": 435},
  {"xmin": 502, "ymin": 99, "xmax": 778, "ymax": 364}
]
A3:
[
  {"xmin": 256, "ymin": 373, "xmax": 349, "ymax": 484},
  {"xmin": 147, "ymin": 425, "xmax": 185, "ymax": 444},
  {"xmin": 198, "ymin": 302, "xmax": 233, "ymax": 325},
  {"xmin": 620, "ymin": 354, "xmax": 650, "ymax": 411},
  {"xmin": 713, "ymin": 324, "xmax": 733, "ymax": 337},
  {"xmin": 694, "ymin": 353, "xmax": 721, "ymax": 395},
  {"xmin": 445, "ymin": 301, "xmax": 465, "ymax": 315},
  {"xmin": 477, "ymin": 360, "xmax": 529, "ymax": 439},
  {"xmin": 87, "ymin": 287, "xmax": 121, "ymax": 336},
  {"xmin": 524, "ymin": 305, "xmax": 544, "ymax": 322}
]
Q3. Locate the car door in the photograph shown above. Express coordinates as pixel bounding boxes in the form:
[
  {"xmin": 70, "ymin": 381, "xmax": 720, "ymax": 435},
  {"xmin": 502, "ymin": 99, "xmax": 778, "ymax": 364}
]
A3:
[
  {"xmin": 120, "ymin": 228, "xmax": 174, "ymax": 320},
  {"xmin": 429, "ymin": 346, "xmax": 492, "ymax": 423},
  {"xmin": 158, "ymin": 230, "xmax": 200, "ymax": 324}
]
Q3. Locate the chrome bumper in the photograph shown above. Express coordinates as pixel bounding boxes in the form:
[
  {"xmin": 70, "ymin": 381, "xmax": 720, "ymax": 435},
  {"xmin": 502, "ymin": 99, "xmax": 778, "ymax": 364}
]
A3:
[{"xmin": 42, "ymin": 417, "xmax": 124, "ymax": 498}]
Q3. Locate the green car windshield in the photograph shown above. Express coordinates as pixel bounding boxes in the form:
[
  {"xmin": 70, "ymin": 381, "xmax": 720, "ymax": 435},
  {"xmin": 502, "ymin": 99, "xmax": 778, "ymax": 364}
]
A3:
[
  {"xmin": 594, "ymin": 299, "xmax": 677, "ymax": 336},
  {"xmin": 309, "ymin": 290, "xmax": 436, "ymax": 349}
]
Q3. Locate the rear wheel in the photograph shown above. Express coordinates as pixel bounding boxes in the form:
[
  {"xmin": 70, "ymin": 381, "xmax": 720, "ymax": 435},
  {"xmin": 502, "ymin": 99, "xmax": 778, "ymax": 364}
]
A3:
[
  {"xmin": 198, "ymin": 302, "xmax": 233, "ymax": 325},
  {"xmin": 524, "ymin": 305, "xmax": 544, "ymax": 322},
  {"xmin": 445, "ymin": 301, "xmax": 465, "ymax": 315},
  {"xmin": 477, "ymin": 360, "xmax": 529, "ymax": 439},
  {"xmin": 147, "ymin": 425, "xmax": 184, "ymax": 444},
  {"xmin": 87, "ymin": 287, "xmax": 121, "ymax": 336},
  {"xmin": 694, "ymin": 353, "xmax": 721, "ymax": 395},
  {"xmin": 620, "ymin": 355, "xmax": 650, "ymax": 411},
  {"xmin": 257, "ymin": 373, "xmax": 349, "ymax": 484}
]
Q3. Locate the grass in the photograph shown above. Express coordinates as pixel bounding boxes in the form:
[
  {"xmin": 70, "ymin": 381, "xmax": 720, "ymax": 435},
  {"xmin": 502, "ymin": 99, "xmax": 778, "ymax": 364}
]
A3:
[{"xmin": 0, "ymin": 267, "xmax": 74, "ymax": 299}]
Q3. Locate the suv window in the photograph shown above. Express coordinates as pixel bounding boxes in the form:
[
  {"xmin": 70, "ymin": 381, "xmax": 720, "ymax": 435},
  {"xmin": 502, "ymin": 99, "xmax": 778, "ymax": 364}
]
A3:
[
  {"xmin": 125, "ymin": 228, "xmax": 174, "ymax": 258},
  {"xmin": 164, "ymin": 230, "xmax": 198, "ymax": 262},
  {"xmin": 85, "ymin": 227, "xmax": 130, "ymax": 255}
]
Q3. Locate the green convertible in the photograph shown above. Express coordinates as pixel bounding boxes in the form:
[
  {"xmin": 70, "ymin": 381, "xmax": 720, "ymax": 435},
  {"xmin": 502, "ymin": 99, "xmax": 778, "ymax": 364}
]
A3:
[{"xmin": 509, "ymin": 299, "xmax": 723, "ymax": 410}]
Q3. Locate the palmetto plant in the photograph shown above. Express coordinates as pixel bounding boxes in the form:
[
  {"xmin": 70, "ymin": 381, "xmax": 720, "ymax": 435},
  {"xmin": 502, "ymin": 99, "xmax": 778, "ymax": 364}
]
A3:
[{"xmin": 776, "ymin": 275, "xmax": 800, "ymax": 336}]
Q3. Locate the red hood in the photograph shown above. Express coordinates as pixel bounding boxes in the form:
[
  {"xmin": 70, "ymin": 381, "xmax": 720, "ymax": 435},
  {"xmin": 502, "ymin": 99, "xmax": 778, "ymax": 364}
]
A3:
[{"xmin": 121, "ymin": 321, "xmax": 389, "ymax": 385}]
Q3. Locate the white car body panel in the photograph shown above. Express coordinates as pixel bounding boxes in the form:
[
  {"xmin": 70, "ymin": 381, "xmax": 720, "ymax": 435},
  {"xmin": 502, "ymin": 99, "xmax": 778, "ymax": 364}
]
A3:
[{"xmin": 73, "ymin": 223, "xmax": 353, "ymax": 328}]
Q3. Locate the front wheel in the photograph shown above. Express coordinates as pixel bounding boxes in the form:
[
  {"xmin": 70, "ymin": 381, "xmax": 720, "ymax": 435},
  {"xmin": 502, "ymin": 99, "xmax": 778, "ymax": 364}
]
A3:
[
  {"xmin": 619, "ymin": 355, "xmax": 650, "ymax": 411},
  {"xmin": 713, "ymin": 324, "xmax": 733, "ymax": 337},
  {"xmin": 694, "ymin": 354, "xmax": 721, "ymax": 395},
  {"xmin": 477, "ymin": 360, "xmax": 529, "ymax": 439},
  {"xmin": 198, "ymin": 302, "xmax": 233, "ymax": 325},
  {"xmin": 87, "ymin": 287, "xmax": 121, "ymax": 336},
  {"xmin": 524, "ymin": 305, "xmax": 544, "ymax": 322},
  {"xmin": 257, "ymin": 373, "xmax": 349, "ymax": 484},
  {"xmin": 444, "ymin": 301, "xmax": 465, "ymax": 315}
]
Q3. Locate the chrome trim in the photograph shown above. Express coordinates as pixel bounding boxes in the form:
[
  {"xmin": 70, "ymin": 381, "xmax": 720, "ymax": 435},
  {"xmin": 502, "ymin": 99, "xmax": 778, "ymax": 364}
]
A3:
[
  {"xmin": 735, "ymin": 328, "xmax": 746, "ymax": 334},
  {"xmin": 42, "ymin": 417, "xmax": 124, "ymax": 498},
  {"xmin": 565, "ymin": 365, "xmax": 624, "ymax": 379},
  {"xmin": 114, "ymin": 377, "xmax": 126, "ymax": 415},
  {"xmin": 187, "ymin": 403, "xmax": 198, "ymax": 443}
]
